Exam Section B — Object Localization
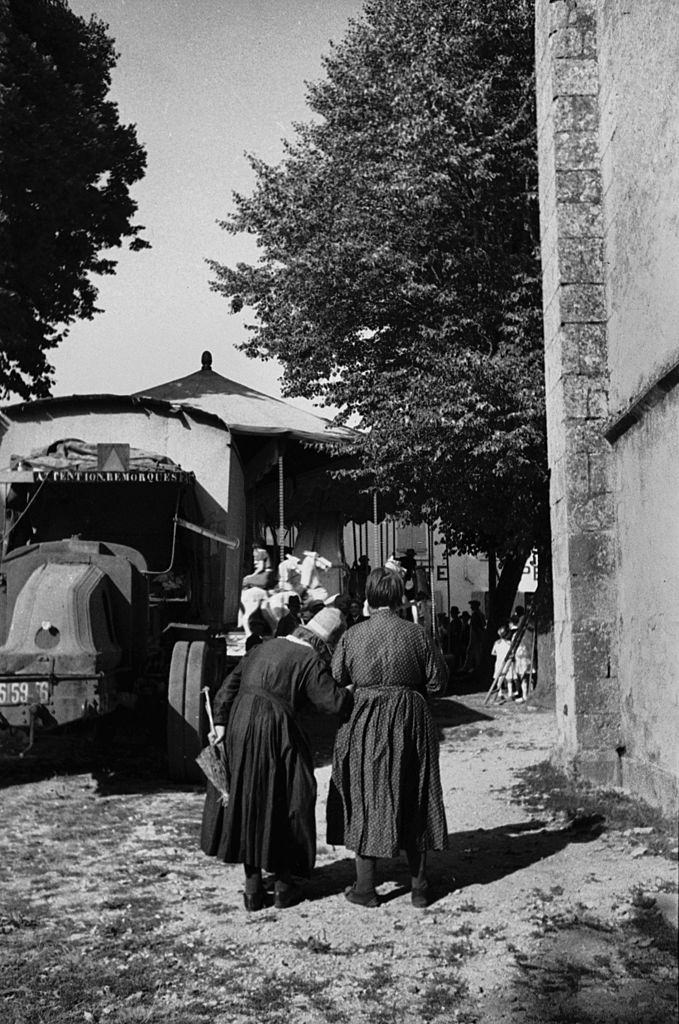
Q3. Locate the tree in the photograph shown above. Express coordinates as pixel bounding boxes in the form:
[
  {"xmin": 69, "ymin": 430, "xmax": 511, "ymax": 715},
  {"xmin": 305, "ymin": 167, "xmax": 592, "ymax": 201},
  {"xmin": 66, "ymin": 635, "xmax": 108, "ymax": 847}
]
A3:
[
  {"xmin": 0, "ymin": 0, "xmax": 149, "ymax": 399},
  {"xmin": 210, "ymin": 0, "xmax": 547, "ymax": 627}
]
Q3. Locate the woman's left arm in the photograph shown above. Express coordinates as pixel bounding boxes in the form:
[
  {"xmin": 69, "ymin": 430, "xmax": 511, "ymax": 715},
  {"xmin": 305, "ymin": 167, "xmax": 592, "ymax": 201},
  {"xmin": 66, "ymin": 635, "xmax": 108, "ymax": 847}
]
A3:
[
  {"xmin": 212, "ymin": 658, "xmax": 244, "ymax": 729},
  {"xmin": 423, "ymin": 635, "xmax": 448, "ymax": 697},
  {"xmin": 305, "ymin": 657, "xmax": 354, "ymax": 718}
]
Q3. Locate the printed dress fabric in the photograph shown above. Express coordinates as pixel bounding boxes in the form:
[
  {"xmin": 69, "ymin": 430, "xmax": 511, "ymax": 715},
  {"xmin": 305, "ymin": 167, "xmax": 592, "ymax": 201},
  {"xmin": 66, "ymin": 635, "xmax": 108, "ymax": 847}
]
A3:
[
  {"xmin": 327, "ymin": 609, "xmax": 449, "ymax": 857},
  {"xmin": 513, "ymin": 625, "xmax": 535, "ymax": 676},
  {"xmin": 201, "ymin": 637, "xmax": 351, "ymax": 877}
]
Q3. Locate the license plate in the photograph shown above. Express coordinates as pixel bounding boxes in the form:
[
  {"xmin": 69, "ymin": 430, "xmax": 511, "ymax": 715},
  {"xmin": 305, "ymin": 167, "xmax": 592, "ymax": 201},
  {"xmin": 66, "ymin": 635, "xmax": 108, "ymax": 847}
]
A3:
[{"xmin": 0, "ymin": 680, "xmax": 50, "ymax": 705}]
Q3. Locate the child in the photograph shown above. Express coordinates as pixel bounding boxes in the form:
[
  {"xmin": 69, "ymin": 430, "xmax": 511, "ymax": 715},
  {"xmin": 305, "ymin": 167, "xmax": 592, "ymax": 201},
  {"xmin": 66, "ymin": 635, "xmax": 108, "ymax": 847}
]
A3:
[{"xmin": 491, "ymin": 625, "xmax": 516, "ymax": 701}]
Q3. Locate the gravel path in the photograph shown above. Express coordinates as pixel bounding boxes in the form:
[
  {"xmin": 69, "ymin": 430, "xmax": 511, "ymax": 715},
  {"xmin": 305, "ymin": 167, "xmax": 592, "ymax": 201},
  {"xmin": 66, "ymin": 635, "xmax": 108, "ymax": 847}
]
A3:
[{"xmin": 1, "ymin": 693, "xmax": 676, "ymax": 1023}]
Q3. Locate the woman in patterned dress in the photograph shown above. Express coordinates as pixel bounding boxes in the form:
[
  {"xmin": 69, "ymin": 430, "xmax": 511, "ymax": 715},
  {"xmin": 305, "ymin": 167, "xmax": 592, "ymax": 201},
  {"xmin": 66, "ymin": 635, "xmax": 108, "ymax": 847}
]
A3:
[{"xmin": 328, "ymin": 567, "xmax": 448, "ymax": 908}]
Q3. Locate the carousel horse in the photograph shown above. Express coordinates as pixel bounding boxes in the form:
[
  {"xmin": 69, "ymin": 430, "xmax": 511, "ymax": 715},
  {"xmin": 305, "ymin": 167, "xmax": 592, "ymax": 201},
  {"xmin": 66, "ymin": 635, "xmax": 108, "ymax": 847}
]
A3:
[
  {"xmin": 385, "ymin": 553, "xmax": 406, "ymax": 576},
  {"xmin": 239, "ymin": 550, "xmax": 334, "ymax": 637}
]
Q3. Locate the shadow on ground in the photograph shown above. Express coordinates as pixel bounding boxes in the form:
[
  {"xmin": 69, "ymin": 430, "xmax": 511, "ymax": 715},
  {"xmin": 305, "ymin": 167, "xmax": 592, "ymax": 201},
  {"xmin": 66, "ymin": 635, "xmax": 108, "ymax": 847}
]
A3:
[
  {"xmin": 0, "ymin": 709, "xmax": 198, "ymax": 797},
  {"xmin": 0, "ymin": 696, "xmax": 494, "ymax": 796},
  {"xmin": 305, "ymin": 818, "xmax": 604, "ymax": 906}
]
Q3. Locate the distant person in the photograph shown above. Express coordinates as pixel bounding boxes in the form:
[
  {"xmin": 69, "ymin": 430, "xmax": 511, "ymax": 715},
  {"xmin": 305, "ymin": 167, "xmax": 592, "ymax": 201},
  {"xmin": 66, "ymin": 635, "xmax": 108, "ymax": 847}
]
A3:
[
  {"xmin": 399, "ymin": 548, "xmax": 417, "ymax": 603},
  {"xmin": 300, "ymin": 598, "xmax": 325, "ymax": 624},
  {"xmin": 346, "ymin": 598, "xmax": 366, "ymax": 628},
  {"xmin": 510, "ymin": 605, "xmax": 525, "ymax": 633},
  {"xmin": 448, "ymin": 607, "xmax": 463, "ymax": 669},
  {"xmin": 463, "ymin": 599, "xmax": 486, "ymax": 674},
  {"xmin": 274, "ymin": 593, "xmax": 302, "ymax": 637},
  {"xmin": 333, "ymin": 594, "xmax": 352, "ymax": 617},
  {"xmin": 436, "ymin": 613, "xmax": 450, "ymax": 650},
  {"xmin": 469, "ymin": 599, "xmax": 486, "ymax": 633},
  {"xmin": 459, "ymin": 610, "xmax": 471, "ymax": 657},
  {"xmin": 201, "ymin": 608, "xmax": 352, "ymax": 911},
  {"xmin": 328, "ymin": 567, "xmax": 448, "ymax": 909},
  {"xmin": 510, "ymin": 605, "xmax": 535, "ymax": 702},
  {"xmin": 414, "ymin": 589, "xmax": 433, "ymax": 637},
  {"xmin": 356, "ymin": 554, "xmax": 371, "ymax": 598},
  {"xmin": 241, "ymin": 546, "xmax": 274, "ymax": 590},
  {"xmin": 491, "ymin": 625, "xmax": 516, "ymax": 700}
]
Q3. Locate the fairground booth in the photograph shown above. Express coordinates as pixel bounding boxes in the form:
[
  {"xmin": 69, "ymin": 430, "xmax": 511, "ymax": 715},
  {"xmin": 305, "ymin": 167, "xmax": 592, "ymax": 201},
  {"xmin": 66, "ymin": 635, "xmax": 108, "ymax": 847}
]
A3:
[
  {"xmin": 0, "ymin": 352, "xmax": 360, "ymax": 640},
  {"xmin": 0, "ymin": 353, "xmax": 361, "ymax": 774}
]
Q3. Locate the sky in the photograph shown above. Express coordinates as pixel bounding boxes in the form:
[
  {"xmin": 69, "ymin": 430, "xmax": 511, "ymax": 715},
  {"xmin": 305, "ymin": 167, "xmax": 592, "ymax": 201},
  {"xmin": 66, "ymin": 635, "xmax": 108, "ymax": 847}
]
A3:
[{"xmin": 51, "ymin": 0, "xmax": 363, "ymax": 407}]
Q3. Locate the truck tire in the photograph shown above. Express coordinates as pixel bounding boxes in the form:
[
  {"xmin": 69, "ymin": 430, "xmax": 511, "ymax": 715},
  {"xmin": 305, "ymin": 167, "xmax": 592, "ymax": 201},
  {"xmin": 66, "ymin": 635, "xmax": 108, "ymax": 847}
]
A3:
[
  {"xmin": 183, "ymin": 640, "xmax": 210, "ymax": 783},
  {"xmin": 167, "ymin": 640, "xmax": 190, "ymax": 781},
  {"xmin": 166, "ymin": 640, "xmax": 211, "ymax": 783}
]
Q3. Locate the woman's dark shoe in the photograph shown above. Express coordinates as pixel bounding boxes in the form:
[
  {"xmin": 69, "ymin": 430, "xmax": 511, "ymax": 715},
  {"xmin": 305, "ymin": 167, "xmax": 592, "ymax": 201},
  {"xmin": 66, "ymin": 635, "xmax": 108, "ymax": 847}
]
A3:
[
  {"xmin": 344, "ymin": 884, "xmax": 379, "ymax": 908},
  {"xmin": 274, "ymin": 883, "xmax": 304, "ymax": 909},
  {"xmin": 243, "ymin": 891, "xmax": 266, "ymax": 912},
  {"xmin": 411, "ymin": 884, "xmax": 429, "ymax": 909}
]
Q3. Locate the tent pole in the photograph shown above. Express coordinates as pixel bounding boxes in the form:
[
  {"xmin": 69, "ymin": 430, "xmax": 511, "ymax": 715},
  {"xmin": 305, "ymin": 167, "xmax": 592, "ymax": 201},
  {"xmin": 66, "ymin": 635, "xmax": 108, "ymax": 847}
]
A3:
[{"xmin": 373, "ymin": 491, "xmax": 379, "ymax": 566}]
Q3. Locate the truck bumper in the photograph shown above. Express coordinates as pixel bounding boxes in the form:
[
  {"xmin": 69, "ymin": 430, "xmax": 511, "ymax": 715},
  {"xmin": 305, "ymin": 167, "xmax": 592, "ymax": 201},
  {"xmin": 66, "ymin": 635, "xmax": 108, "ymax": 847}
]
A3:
[{"xmin": 0, "ymin": 674, "xmax": 117, "ymax": 728}]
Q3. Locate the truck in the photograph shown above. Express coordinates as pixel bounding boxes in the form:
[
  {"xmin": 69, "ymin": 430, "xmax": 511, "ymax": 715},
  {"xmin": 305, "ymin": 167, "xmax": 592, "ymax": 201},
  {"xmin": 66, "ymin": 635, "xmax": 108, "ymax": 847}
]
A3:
[{"xmin": 0, "ymin": 398, "xmax": 246, "ymax": 781}]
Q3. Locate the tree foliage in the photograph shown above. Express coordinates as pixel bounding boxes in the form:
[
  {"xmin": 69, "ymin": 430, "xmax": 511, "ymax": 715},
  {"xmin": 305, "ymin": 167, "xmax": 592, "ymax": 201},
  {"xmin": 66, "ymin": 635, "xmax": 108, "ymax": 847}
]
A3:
[
  {"xmin": 0, "ymin": 0, "xmax": 149, "ymax": 398},
  {"xmin": 210, "ymin": 0, "xmax": 547, "ymax": 603}
]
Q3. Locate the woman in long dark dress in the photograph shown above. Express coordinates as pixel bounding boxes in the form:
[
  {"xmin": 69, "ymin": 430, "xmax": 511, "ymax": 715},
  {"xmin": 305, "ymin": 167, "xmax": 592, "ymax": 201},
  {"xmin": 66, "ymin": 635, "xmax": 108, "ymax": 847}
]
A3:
[
  {"xmin": 328, "ymin": 567, "xmax": 448, "ymax": 908},
  {"xmin": 201, "ymin": 607, "xmax": 351, "ymax": 911}
]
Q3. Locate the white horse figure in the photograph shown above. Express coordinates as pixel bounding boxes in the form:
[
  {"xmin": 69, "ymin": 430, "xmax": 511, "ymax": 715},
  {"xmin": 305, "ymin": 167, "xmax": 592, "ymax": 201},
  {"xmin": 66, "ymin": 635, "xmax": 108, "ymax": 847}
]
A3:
[
  {"xmin": 239, "ymin": 550, "xmax": 334, "ymax": 637},
  {"xmin": 299, "ymin": 550, "xmax": 332, "ymax": 603},
  {"xmin": 277, "ymin": 553, "xmax": 303, "ymax": 592}
]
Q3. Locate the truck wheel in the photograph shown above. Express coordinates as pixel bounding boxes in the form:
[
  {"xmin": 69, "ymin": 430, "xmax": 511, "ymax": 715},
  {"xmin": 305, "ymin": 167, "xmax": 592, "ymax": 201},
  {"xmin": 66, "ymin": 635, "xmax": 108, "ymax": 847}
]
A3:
[
  {"xmin": 183, "ymin": 640, "xmax": 211, "ymax": 783},
  {"xmin": 167, "ymin": 641, "xmax": 190, "ymax": 781},
  {"xmin": 166, "ymin": 640, "xmax": 211, "ymax": 783}
]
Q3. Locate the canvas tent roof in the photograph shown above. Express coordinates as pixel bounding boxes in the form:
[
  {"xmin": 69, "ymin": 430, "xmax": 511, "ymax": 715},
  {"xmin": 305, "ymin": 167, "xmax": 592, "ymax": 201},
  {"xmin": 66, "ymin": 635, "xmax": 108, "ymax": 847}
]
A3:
[{"xmin": 134, "ymin": 352, "xmax": 353, "ymax": 446}]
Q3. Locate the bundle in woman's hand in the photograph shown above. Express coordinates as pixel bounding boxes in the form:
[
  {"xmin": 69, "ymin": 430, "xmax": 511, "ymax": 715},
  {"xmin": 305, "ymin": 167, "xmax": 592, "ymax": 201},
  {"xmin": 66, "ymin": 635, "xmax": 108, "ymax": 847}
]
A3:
[{"xmin": 195, "ymin": 688, "xmax": 230, "ymax": 806}]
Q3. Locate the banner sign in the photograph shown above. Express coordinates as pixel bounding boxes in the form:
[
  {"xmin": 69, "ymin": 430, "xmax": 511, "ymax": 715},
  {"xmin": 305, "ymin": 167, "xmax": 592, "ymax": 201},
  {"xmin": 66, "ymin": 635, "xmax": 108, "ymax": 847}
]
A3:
[{"xmin": 31, "ymin": 470, "xmax": 195, "ymax": 483}]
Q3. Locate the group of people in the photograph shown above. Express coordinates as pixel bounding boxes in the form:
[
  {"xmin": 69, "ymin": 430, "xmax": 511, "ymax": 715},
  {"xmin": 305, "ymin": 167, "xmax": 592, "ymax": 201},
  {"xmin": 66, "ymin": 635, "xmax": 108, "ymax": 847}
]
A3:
[
  {"xmin": 201, "ymin": 566, "xmax": 448, "ymax": 911},
  {"xmin": 490, "ymin": 605, "xmax": 536, "ymax": 702},
  {"xmin": 436, "ymin": 600, "xmax": 486, "ymax": 674}
]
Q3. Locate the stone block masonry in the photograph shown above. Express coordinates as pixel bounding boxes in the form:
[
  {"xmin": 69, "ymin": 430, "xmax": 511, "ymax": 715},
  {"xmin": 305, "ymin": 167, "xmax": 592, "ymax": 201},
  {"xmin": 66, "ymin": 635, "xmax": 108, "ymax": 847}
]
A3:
[
  {"xmin": 537, "ymin": 0, "xmax": 679, "ymax": 814},
  {"xmin": 535, "ymin": 0, "xmax": 619, "ymax": 781}
]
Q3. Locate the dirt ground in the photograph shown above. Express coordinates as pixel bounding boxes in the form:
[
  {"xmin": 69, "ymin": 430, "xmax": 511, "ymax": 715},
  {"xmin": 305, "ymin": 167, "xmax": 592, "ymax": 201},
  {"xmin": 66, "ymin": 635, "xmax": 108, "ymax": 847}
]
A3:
[{"xmin": 1, "ymin": 692, "xmax": 677, "ymax": 1024}]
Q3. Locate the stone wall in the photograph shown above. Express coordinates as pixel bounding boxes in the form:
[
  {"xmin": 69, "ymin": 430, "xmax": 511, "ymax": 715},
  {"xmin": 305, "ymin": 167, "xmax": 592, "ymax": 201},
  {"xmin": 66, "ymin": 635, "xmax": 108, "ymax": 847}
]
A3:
[
  {"xmin": 536, "ymin": 0, "xmax": 620, "ymax": 786},
  {"xmin": 536, "ymin": 0, "xmax": 679, "ymax": 813}
]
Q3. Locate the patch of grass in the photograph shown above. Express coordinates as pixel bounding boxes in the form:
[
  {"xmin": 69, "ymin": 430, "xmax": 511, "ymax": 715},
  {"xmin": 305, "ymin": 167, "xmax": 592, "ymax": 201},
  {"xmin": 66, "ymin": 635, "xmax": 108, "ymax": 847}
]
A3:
[
  {"xmin": 457, "ymin": 899, "xmax": 481, "ymax": 913},
  {"xmin": 435, "ymin": 938, "xmax": 474, "ymax": 965},
  {"xmin": 530, "ymin": 885, "xmax": 564, "ymax": 903},
  {"xmin": 624, "ymin": 896, "xmax": 678, "ymax": 953},
  {"xmin": 449, "ymin": 921, "xmax": 474, "ymax": 937},
  {"xmin": 349, "ymin": 962, "xmax": 403, "ymax": 1024},
  {"xmin": 291, "ymin": 932, "xmax": 333, "ymax": 954},
  {"xmin": 0, "ymin": 893, "xmax": 39, "ymax": 933},
  {"xmin": 654, "ymin": 877, "xmax": 678, "ymax": 893},
  {"xmin": 419, "ymin": 968, "xmax": 470, "ymax": 1022},
  {"xmin": 511, "ymin": 761, "xmax": 677, "ymax": 858},
  {"xmin": 356, "ymin": 961, "xmax": 393, "ymax": 994},
  {"xmin": 228, "ymin": 970, "xmax": 331, "ymax": 1023},
  {"xmin": 308, "ymin": 991, "xmax": 351, "ymax": 1024},
  {"xmin": 0, "ymin": 889, "xmax": 241, "ymax": 1024}
]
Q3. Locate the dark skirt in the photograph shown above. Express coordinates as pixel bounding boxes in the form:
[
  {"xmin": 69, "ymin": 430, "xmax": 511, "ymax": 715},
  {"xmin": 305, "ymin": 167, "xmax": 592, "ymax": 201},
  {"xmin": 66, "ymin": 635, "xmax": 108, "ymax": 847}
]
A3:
[
  {"xmin": 327, "ymin": 685, "xmax": 448, "ymax": 857},
  {"xmin": 200, "ymin": 692, "xmax": 317, "ymax": 876}
]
